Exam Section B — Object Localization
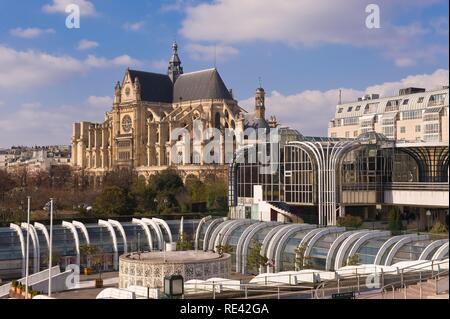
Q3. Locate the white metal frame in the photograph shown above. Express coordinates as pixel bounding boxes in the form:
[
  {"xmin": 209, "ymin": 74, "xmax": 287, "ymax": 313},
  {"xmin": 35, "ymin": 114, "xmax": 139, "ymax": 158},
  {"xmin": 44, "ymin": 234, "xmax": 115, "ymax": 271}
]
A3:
[
  {"xmin": 384, "ymin": 234, "xmax": 429, "ymax": 266},
  {"xmin": 21, "ymin": 223, "xmax": 40, "ymax": 273},
  {"xmin": 152, "ymin": 218, "xmax": 174, "ymax": 244},
  {"xmin": 374, "ymin": 234, "xmax": 415, "ymax": 265},
  {"xmin": 132, "ymin": 218, "xmax": 153, "ymax": 251},
  {"xmin": 325, "ymin": 230, "xmax": 366, "ymax": 271},
  {"xmin": 34, "ymin": 222, "xmax": 50, "ymax": 250},
  {"xmin": 72, "ymin": 221, "xmax": 90, "ymax": 245},
  {"xmin": 108, "ymin": 219, "xmax": 128, "ymax": 254},
  {"xmin": 98, "ymin": 220, "xmax": 118, "ymax": 270},
  {"xmin": 10, "ymin": 223, "xmax": 26, "ymax": 277},
  {"xmin": 61, "ymin": 221, "xmax": 81, "ymax": 267},
  {"xmin": 334, "ymin": 230, "xmax": 372, "ymax": 270},
  {"xmin": 142, "ymin": 218, "xmax": 165, "ymax": 251},
  {"xmin": 194, "ymin": 216, "xmax": 212, "ymax": 250},
  {"xmin": 419, "ymin": 239, "xmax": 449, "ymax": 260},
  {"xmin": 432, "ymin": 242, "xmax": 449, "ymax": 261},
  {"xmin": 202, "ymin": 218, "xmax": 227, "ymax": 251}
]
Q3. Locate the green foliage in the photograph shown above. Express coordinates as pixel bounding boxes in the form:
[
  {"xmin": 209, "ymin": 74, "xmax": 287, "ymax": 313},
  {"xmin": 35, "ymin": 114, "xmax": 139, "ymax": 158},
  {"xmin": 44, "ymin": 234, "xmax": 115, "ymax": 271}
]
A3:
[
  {"xmin": 430, "ymin": 222, "xmax": 448, "ymax": 234},
  {"xmin": 176, "ymin": 232, "xmax": 193, "ymax": 251},
  {"xmin": 216, "ymin": 244, "xmax": 233, "ymax": 257},
  {"xmin": 295, "ymin": 243, "xmax": 313, "ymax": 270},
  {"xmin": 246, "ymin": 240, "xmax": 268, "ymax": 274},
  {"xmin": 337, "ymin": 215, "xmax": 363, "ymax": 229},
  {"xmin": 93, "ymin": 186, "xmax": 136, "ymax": 216},
  {"xmin": 388, "ymin": 208, "xmax": 403, "ymax": 233},
  {"xmin": 346, "ymin": 255, "xmax": 360, "ymax": 266},
  {"xmin": 42, "ymin": 252, "xmax": 60, "ymax": 267},
  {"xmin": 11, "ymin": 280, "xmax": 18, "ymax": 288}
]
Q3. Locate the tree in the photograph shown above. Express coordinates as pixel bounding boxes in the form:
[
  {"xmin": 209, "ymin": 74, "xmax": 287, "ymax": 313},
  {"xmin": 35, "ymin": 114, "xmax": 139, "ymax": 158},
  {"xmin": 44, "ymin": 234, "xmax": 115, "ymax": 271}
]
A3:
[
  {"xmin": 104, "ymin": 168, "xmax": 137, "ymax": 191},
  {"xmin": 131, "ymin": 177, "xmax": 157, "ymax": 213},
  {"xmin": 215, "ymin": 244, "xmax": 233, "ymax": 257},
  {"xmin": 388, "ymin": 208, "xmax": 403, "ymax": 233},
  {"xmin": 246, "ymin": 240, "xmax": 268, "ymax": 274},
  {"xmin": 93, "ymin": 186, "xmax": 136, "ymax": 216},
  {"xmin": 176, "ymin": 232, "xmax": 193, "ymax": 251},
  {"xmin": 42, "ymin": 252, "xmax": 61, "ymax": 267},
  {"xmin": 345, "ymin": 255, "xmax": 360, "ymax": 266},
  {"xmin": 295, "ymin": 243, "xmax": 313, "ymax": 270},
  {"xmin": 337, "ymin": 215, "xmax": 363, "ymax": 229},
  {"xmin": 430, "ymin": 222, "xmax": 448, "ymax": 234},
  {"xmin": 0, "ymin": 170, "xmax": 15, "ymax": 201},
  {"xmin": 79, "ymin": 244, "xmax": 99, "ymax": 270},
  {"xmin": 49, "ymin": 165, "xmax": 72, "ymax": 189},
  {"xmin": 150, "ymin": 169, "xmax": 186, "ymax": 214}
]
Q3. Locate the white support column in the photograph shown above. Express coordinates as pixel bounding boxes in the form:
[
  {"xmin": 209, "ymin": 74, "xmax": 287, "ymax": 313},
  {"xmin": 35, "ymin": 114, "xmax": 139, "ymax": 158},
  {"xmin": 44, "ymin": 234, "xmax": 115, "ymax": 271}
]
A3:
[
  {"xmin": 62, "ymin": 221, "xmax": 80, "ymax": 267},
  {"xmin": 194, "ymin": 216, "xmax": 212, "ymax": 250},
  {"xmin": 419, "ymin": 239, "xmax": 449, "ymax": 260},
  {"xmin": 10, "ymin": 223, "xmax": 26, "ymax": 277},
  {"xmin": 72, "ymin": 221, "xmax": 90, "ymax": 245},
  {"xmin": 98, "ymin": 220, "xmax": 118, "ymax": 271},
  {"xmin": 108, "ymin": 219, "xmax": 128, "ymax": 254},
  {"xmin": 21, "ymin": 223, "xmax": 40, "ymax": 273},
  {"xmin": 34, "ymin": 222, "xmax": 50, "ymax": 250},
  {"xmin": 132, "ymin": 218, "xmax": 153, "ymax": 251},
  {"xmin": 152, "ymin": 218, "xmax": 174, "ymax": 243},
  {"xmin": 142, "ymin": 218, "xmax": 164, "ymax": 251}
]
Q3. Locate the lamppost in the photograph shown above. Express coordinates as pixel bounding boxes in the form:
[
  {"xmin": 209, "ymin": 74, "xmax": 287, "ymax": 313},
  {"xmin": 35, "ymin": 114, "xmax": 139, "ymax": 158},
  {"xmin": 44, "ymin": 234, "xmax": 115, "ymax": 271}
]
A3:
[
  {"xmin": 24, "ymin": 196, "xmax": 31, "ymax": 299},
  {"xmin": 426, "ymin": 210, "xmax": 432, "ymax": 232},
  {"xmin": 47, "ymin": 198, "xmax": 54, "ymax": 297}
]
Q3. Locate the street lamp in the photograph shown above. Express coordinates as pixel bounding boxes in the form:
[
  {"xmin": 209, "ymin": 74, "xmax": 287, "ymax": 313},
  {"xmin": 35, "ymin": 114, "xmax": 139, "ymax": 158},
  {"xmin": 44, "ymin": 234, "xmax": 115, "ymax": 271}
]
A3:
[
  {"xmin": 46, "ymin": 198, "xmax": 55, "ymax": 297},
  {"xmin": 164, "ymin": 274, "xmax": 184, "ymax": 299},
  {"xmin": 426, "ymin": 210, "xmax": 432, "ymax": 232},
  {"xmin": 24, "ymin": 196, "xmax": 31, "ymax": 299}
]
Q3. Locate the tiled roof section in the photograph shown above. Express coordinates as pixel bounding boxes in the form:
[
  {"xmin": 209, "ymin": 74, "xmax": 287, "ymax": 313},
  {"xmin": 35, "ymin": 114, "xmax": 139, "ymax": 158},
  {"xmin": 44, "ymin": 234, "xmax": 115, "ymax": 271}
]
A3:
[
  {"xmin": 244, "ymin": 113, "xmax": 269, "ymax": 130},
  {"xmin": 173, "ymin": 68, "xmax": 233, "ymax": 103},
  {"xmin": 128, "ymin": 70, "xmax": 173, "ymax": 103}
]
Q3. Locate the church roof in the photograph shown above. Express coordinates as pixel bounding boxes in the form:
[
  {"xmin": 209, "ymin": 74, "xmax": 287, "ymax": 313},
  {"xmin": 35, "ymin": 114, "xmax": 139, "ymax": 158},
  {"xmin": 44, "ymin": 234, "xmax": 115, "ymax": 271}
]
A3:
[
  {"xmin": 173, "ymin": 68, "xmax": 233, "ymax": 102},
  {"xmin": 127, "ymin": 68, "xmax": 233, "ymax": 104},
  {"xmin": 128, "ymin": 70, "xmax": 173, "ymax": 103},
  {"xmin": 244, "ymin": 113, "xmax": 269, "ymax": 130}
]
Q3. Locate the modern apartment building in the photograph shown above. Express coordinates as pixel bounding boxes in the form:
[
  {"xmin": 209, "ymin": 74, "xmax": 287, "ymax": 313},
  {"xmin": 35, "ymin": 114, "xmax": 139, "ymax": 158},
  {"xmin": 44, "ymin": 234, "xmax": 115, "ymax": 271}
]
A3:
[{"xmin": 328, "ymin": 87, "xmax": 449, "ymax": 142}]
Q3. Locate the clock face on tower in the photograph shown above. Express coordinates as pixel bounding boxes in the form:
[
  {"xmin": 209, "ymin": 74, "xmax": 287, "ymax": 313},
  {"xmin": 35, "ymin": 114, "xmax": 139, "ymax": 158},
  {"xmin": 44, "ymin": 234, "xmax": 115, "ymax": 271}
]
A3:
[{"xmin": 122, "ymin": 115, "xmax": 132, "ymax": 133}]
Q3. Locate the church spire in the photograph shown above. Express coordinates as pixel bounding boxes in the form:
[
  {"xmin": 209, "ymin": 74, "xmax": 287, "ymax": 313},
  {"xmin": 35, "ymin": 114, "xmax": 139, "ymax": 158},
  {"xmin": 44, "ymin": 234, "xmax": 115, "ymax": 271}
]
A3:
[{"xmin": 168, "ymin": 41, "xmax": 183, "ymax": 83}]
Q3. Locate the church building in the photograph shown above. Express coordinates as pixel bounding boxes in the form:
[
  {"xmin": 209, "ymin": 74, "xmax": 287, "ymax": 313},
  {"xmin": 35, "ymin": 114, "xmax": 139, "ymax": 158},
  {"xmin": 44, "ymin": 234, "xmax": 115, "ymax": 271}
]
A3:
[{"xmin": 71, "ymin": 42, "xmax": 277, "ymax": 181}]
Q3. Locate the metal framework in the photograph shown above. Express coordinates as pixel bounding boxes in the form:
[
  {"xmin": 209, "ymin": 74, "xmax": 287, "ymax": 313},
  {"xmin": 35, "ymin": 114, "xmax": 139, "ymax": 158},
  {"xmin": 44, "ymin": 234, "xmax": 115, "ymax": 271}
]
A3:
[
  {"xmin": 20, "ymin": 223, "xmax": 40, "ymax": 273},
  {"xmin": 61, "ymin": 221, "xmax": 80, "ymax": 267},
  {"xmin": 98, "ymin": 220, "xmax": 118, "ymax": 270},
  {"xmin": 108, "ymin": 219, "xmax": 128, "ymax": 254},
  {"xmin": 10, "ymin": 223, "xmax": 26, "ymax": 277}
]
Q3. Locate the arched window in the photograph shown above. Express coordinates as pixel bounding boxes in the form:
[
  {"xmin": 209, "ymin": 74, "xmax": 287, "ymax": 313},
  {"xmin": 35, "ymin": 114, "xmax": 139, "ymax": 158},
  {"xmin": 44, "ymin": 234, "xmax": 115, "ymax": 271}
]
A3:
[{"xmin": 215, "ymin": 112, "xmax": 221, "ymax": 130}]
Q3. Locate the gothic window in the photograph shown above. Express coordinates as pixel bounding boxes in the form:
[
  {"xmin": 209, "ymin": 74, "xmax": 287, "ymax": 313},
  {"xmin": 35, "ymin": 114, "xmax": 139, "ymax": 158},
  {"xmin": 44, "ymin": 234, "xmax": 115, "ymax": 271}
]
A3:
[
  {"xmin": 122, "ymin": 115, "xmax": 132, "ymax": 133},
  {"xmin": 215, "ymin": 112, "xmax": 221, "ymax": 130}
]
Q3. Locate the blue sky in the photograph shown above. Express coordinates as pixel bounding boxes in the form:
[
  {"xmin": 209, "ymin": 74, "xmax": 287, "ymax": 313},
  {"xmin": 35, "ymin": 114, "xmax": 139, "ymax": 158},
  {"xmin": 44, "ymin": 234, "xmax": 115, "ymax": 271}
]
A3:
[{"xmin": 0, "ymin": 0, "xmax": 448, "ymax": 147}]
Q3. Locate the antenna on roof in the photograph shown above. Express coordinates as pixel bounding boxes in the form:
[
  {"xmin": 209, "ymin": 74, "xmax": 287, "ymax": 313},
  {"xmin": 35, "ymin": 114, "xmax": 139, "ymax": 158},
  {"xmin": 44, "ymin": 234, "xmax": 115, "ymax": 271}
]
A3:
[
  {"xmin": 258, "ymin": 76, "xmax": 262, "ymax": 88},
  {"xmin": 339, "ymin": 89, "xmax": 342, "ymax": 104},
  {"xmin": 214, "ymin": 43, "xmax": 217, "ymax": 69}
]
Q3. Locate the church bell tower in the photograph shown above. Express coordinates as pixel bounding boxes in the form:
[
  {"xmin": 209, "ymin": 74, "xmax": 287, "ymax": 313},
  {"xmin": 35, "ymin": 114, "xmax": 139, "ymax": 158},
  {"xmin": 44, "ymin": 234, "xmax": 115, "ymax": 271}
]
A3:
[{"xmin": 168, "ymin": 41, "xmax": 183, "ymax": 83}]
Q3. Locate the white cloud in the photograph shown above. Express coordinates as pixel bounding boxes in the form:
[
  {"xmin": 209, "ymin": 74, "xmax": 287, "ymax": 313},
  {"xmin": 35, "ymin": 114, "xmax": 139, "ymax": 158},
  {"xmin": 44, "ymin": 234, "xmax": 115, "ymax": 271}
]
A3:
[
  {"xmin": 77, "ymin": 39, "xmax": 99, "ymax": 50},
  {"xmin": 185, "ymin": 43, "xmax": 238, "ymax": 61},
  {"xmin": 43, "ymin": 0, "xmax": 97, "ymax": 16},
  {"xmin": 239, "ymin": 69, "xmax": 449, "ymax": 136},
  {"xmin": 87, "ymin": 96, "xmax": 113, "ymax": 108},
  {"xmin": 0, "ymin": 102, "xmax": 106, "ymax": 147},
  {"xmin": 0, "ymin": 45, "xmax": 142, "ymax": 90},
  {"xmin": 10, "ymin": 27, "xmax": 55, "ymax": 39},
  {"xmin": 150, "ymin": 59, "xmax": 168, "ymax": 71},
  {"xmin": 180, "ymin": 0, "xmax": 447, "ymax": 67},
  {"xmin": 123, "ymin": 21, "xmax": 146, "ymax": 32},
  {"xmin": 431, "ymin": 16, "xmax": 449, "ymax": 36}
]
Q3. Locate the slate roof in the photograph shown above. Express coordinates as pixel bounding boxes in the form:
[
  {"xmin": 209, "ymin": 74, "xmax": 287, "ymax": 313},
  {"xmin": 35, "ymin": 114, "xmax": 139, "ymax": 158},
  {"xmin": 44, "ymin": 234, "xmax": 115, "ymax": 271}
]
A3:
[
  {"xmin": 128, "ymin": 70, "xmax": 173, "ymax": 103},
  {"xmin": 127, "ymin": 68, "xmax": 233, "ymax": 104}
]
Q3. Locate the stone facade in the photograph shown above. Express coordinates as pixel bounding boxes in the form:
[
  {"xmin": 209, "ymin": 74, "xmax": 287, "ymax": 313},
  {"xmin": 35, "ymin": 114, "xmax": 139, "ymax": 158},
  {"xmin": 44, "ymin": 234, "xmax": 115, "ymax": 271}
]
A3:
[
  {"xmin": 118, "ymin": 252, "xmax": 231, "ymax": 289},
  {"xmin": 71, "ymin": 42, "xmax": 276, "ymax": 182}
]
